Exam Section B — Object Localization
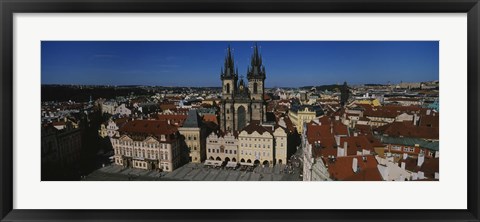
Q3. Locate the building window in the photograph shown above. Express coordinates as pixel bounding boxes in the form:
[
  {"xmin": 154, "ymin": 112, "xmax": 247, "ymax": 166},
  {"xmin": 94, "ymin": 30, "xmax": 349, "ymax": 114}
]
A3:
[{"xmin": 392, "ymin": 145, "xmax": 402, "ymax": 151}]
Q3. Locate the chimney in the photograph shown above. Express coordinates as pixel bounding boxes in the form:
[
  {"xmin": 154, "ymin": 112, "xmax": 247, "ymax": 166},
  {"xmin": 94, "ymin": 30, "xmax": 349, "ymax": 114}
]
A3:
[
  {"xmin": 337, "ymin": 147, "xmax": 344, "ymax": 157},
  {"xmin": 417, "ymin": 153, "xmax": 425, "ymax": 167},
  {"xmin": 412, "ymin": 173, "xmax": 418, "ymax": 180},
  {"xmin": 352, "ymin": 158, "xmax": 358, "ymax": 173},
  {"xmin": 418, "ymin": 171, "xmax": 425, "ymax": 179},
  {"xmin": 401, "ymin": 162, "xmax": 406, "ymax": 170},
  {"xmin": 335, "ymin": 115, "xmax": 339, "ymax": 121},
  {"xmin": 426, "ymin": 109, "xmax": 431, "ymax": 115},
  {"xmin": 403, "ymin": 153, "xmax": 408, "ymax": 160},
  {"xmin": 344, "ymin": 141, "xmax": 348, "ymax": 156},
  {"xmin": 413, "ymin": 113, "xmax": 418, "ymax": 126},
  {"xmin": 354, "ymin": 132, "xmax": 358, "ymax": 137}
]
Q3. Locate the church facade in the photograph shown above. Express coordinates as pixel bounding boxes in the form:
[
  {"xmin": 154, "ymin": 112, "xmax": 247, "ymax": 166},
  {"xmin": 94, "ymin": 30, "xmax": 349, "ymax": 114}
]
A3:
[{"xmin": 219, "ymin": 44, "xmax": 267, "ymax": 132}]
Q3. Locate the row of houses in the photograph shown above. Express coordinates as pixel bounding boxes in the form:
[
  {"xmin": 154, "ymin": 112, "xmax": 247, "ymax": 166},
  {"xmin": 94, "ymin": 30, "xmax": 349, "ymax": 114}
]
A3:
[{"xmin": 302, "ymin": 105, "xmax": 439, "ymax": 181}]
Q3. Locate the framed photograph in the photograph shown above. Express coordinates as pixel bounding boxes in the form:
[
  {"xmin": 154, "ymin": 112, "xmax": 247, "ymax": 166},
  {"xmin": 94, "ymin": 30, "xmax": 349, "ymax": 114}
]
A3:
[{"xmin": 1, "ymin": 0, "xmax": 479, "ymax": 221}]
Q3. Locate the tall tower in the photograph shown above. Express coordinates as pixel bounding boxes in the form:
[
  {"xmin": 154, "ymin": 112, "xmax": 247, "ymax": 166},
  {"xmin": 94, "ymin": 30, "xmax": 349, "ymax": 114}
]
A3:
[
  {"xmin": 247, "ymin": 43, "xmax": 266, "ymax": 122},
  {"xmin": 220, "ymin": 46, "xmax": 238, "ymax": 132}
]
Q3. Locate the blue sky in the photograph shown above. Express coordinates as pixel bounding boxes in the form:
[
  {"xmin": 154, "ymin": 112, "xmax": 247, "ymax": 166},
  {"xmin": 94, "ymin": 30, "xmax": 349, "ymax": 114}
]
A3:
[{"xmin": 41, "ymin": 41, "xmax": 439, "ymax": 87}]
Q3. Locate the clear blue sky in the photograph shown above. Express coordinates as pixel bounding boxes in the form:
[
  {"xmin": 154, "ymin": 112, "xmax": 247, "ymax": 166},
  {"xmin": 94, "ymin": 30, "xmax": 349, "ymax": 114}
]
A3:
[{"xmin": 41, "ymin": 41, "xmax": 439, "ymax": 87}]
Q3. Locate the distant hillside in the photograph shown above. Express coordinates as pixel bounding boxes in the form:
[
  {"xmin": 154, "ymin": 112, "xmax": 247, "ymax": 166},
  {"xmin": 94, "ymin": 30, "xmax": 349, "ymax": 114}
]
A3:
[
  {"xmin": 41, "ymin": 85, "xmax": 222, "ymax": 102},
  {"xmin": 41, "ymin": 85, "xmax": 152, "ymax": 102},
  {"xmin": 299, "ymin": 84, "xmax": 343, "ymax": 92}
]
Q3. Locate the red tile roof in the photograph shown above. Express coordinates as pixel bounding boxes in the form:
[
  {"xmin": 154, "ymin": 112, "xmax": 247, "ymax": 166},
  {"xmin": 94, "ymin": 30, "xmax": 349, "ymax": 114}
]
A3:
[
  {"xmin": 399, "ymin": 157, "xmax": 439, "ymax": 179},
  {"xmin": 241, "ymin": 121, "xmax": 273, "ymax": 135},
  {"xmin": 156, "ymin": 114, "xmax": 187, "ymax": 126},
  {"xmin": 376, "ymin": 121, "xmax": 439, "ymax": 140},
  {"xmin": 333, "ymin": 122, "xmax": 348, "ymax": 135},
  {"xmin": 362, "ymin": 105, "xmax": 431, "ymax": 119},
  {"xmin": 119, "ymin": 120, "xmax": 178, "ymax": 141},
  {"xmin": 202, "ymin": 114, "xmax": 218, "ymax": 125},
  {"xmin": 306, "ymin": 122, "xmax": 337, "ymax": 158},
  {"xmin": 159, "ymin": 103, "xmax": 176, "ymax": 111},
  {"xmin": 282, "ymin": 116, "xmax": 296, "ymax": 133},
  {"xmin": 325, "ymin": 155, "xmax": 382, "ymax": 181},
  {"xmin": 353, "ymin": 124, "xmax": 373, "ymax": 135},
  {"xmin": 418, "ymin": 113, "xmax": 439, "ymax": 128},
  {"xmin": 339, "ymin": 136, "xmax": 375, "ymax": 156}
]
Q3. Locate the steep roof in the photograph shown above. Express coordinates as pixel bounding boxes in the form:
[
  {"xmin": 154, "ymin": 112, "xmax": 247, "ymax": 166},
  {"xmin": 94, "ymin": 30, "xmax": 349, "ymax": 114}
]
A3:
[
  {"xmin": 325, "ymin": 155, "xmax": 382, "ymax": 181},
  {"xmin": 119, "ymin": 120, "xmax": 178, "ymax": 141},
  {"xmin": 306, "ymin": 122, "xmax": 337, "ymax": 159},
  {"xmin": 183, "ymin": 109, "xmax": 202, "ymax": 128},
  {"xmin": 376, "ymin": 122, "xmax": 439, "ymax": 140},
  {"xmin": 339, "ymin": 136, "xmax": 375, "ymax": 155},
  {"xmin": 202, "ymin": 114, "xmax": 218, "ymax": 125},
  {"xmin": 398, "ymin": 157, "xmax": 439, "ymax": 179},
  {"xmin": 333, "ymin": 122, "xmax": 348, "ymax": 135},
  {"xmin": 156, "ymin": 114, "xmax": 187, "ymax": 126},
  {"xmin": 241, "ymin": 121, "xmax": 273, "ymax": 135}
]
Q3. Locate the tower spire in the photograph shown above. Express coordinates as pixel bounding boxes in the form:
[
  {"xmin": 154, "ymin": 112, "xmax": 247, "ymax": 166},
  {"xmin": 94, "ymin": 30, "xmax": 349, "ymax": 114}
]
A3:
[
  {"xmin": 247, "ymin": 42, "xmax": 266, "ymax": 80},
  {"xmin": 221, "ymin": 45, "xmax": 236, "ymax": 79}
]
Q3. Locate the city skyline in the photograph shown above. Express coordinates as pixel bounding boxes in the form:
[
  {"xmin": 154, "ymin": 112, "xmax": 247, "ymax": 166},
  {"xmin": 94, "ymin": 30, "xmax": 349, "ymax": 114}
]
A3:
[{"xmin": 41, "ymin": 41, "xmax": 439, "ymax": 87}]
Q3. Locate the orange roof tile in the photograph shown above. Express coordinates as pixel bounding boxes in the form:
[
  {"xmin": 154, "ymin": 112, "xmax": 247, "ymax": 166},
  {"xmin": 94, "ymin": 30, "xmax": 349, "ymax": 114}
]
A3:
[
  {"xmin": 119, "ymin": 120, "xmax": 178, "ymax": 141},
  {"xmin": 325, "ymin": 155, "xmax": 382, "ymax": 181},
  {"xmin": 202, "ymin": 114, "xmax": 218, "ymax": 124}
]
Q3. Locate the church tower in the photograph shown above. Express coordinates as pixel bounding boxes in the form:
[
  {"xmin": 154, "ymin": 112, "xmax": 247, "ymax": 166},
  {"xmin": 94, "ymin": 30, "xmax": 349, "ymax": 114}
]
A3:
[
  {"xmin": 247, "ymin": 43, "xmax": 266, "ymax": 122},
  {"xmin": 220, "ymin": 46, "xmax": 238, "ymax": 132}
]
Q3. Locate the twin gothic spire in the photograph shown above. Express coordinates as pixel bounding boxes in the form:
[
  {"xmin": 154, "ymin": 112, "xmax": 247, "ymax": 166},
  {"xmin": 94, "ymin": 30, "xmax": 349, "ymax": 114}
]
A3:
[
  {"xmin": 247, "ymin": 43, "xmax": 266, "ymax": 80},
  {"xmin": 220, "ymin": 43, "xmax": 266, "ymax": 80},
  {"xmin": 220, "ymin": 45, "xmax": 238, "ymax": 79}
]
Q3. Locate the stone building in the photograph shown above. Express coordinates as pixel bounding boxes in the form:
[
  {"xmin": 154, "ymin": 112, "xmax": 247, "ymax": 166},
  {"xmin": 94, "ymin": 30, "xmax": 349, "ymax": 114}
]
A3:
[
  {"xmin": 205, "ymin": 121, "xmax": 289, "ymax": 166},
  {"xmin": 110, "ymin": 120, "xmax": 183, "ymax": 172},
  {"xmin": 206, "ymin": 131, "xmax": 239, "ymax": 162},
  {"xmin": 288, "ymin": 104, "xmax": 324, "ymax": 134},
  {"xmin": 41, "ymin": 121, "xmax": 82, "ymax": 180},
  {"xmin": 179, "ymin": 110, "xmax": 207, "ymax": 163},
  {"xmin": 219, "ymin": 44, "xmax": 267, "ymax": 132}
]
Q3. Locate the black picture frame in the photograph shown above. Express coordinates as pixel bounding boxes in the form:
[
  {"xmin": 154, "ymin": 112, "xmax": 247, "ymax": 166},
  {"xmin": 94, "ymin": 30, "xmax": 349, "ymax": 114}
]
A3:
[{"xmin": 1, "ymin": 0, "xmax": 479, "ymax": 221}]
